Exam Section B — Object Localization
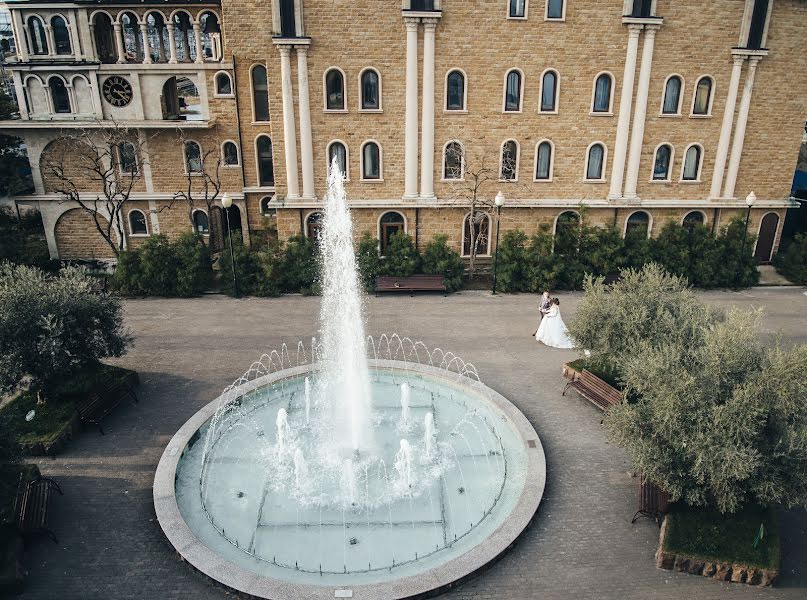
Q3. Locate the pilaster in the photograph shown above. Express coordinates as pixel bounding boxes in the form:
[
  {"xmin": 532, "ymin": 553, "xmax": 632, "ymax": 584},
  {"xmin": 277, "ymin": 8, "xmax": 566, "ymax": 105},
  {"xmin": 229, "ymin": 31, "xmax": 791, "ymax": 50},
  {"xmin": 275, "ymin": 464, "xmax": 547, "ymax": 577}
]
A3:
[
  {"xmin": 609, "ymin": 24, "xmax": 643, "ymax": 199},
  {"xmin": 419, "ymin": 18, "xmax": 438, "ymax": 200},
  {"xmin": 723, "ymin": 56, "xmax": 763, "ymax": 199},
  {"xmin": 710, "ymin": 55, "xmax": 746, "ymax": 199},
  {"xmin": 403, "ymin": 17, "xmax": 420, "ymax": 200}
]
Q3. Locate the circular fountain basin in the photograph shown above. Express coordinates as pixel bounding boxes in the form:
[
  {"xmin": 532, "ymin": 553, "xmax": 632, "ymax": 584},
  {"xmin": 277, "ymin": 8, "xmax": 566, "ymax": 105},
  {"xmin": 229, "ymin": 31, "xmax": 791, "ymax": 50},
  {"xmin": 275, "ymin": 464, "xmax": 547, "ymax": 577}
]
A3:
[{"xmin": 154, "ymin": 360, "xmax": 545, "ymax": 599}]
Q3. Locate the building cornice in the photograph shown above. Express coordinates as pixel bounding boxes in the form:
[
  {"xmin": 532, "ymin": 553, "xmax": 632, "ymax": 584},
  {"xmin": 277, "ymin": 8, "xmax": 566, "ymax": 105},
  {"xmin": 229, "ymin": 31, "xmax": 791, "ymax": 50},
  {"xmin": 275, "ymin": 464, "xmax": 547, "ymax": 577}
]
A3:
[{"xmin": 0, "ymin": 119, "xmax": 216, "ymax": 129}]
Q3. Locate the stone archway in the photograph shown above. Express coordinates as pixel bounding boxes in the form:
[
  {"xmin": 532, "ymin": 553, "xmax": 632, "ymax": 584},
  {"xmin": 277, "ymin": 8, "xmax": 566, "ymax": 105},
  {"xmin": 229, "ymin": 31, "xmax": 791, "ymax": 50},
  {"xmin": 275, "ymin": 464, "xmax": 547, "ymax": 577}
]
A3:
[{"xmin": 54, "ymin": 208, "xmax": 115, "ymax": 260}]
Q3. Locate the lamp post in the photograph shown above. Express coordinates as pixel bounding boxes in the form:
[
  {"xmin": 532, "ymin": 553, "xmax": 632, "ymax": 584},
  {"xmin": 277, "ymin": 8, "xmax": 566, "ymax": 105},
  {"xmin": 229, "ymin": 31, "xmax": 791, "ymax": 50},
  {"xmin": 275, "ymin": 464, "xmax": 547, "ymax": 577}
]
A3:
[
  {"xmin": 491, "ymin": 191, "xmax": 505, "ymax": 295},
  {"xmin": 736, "ymin": 191, "xmax": 756, "ymax": 289},
  {"xmin": 221, "ymin": 192, "xmax": 238, "ymax": 297}
]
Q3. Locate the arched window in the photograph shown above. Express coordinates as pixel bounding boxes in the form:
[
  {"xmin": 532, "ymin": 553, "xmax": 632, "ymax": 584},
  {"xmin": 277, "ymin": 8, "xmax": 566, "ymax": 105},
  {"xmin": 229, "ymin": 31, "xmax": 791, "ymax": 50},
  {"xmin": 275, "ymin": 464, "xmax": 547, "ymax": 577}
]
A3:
[
  {"xmin": 120, "ymin": 12, "xmax": 141, "ymax": 61},
  {"xmin": 361, "ymin": 141, "xmax": 381, "ymax": 180},
  {"xmin": 534, "ymin": 141, "xmax": 553, "ymax": 181},
  {"xmin": 305, "ymin": 211, "xmax": 324, "ymax": 240},
  {"xmin": 222, "ymin": 141, "xmax": 239, "ymax": 166},
  {"xmin": 128, "ymin": 210, "xmax": 148, "ymax": 235},
  {"xmin": 546, "ymin": 0, "xmax": 565, "ymax": 19},
  {"xmin": 193, "ymin": 210, "xmax": 209, "ymax": 234},
  {"xmin": 662, "ymin": 76, "xmax": 682, "ymax": 114},
  {"xmin": 683, "ymin": 211, "xmax": 705, "ymax": 232},
  {"xmin": 328, "ymin": 141, "xmax": 348, "ymax": 178},
  {"xmin": 509, "ymin": 0, "xmax": 527, "ymax": 18},
  {"xmin": 184, "ymin": 141, "xmax": 202, "ymax": 173},
  {"xmin": 360, "ymin": 69, "xmax": 380, "ymax": 110},
  {"xmin": 692, "ymin": 77, "xmax": 713, "ymax": 115},
  {"xmin": 682, "ymin": 145, "xmax": 702, "ymax": 181},
  {"xmin": 144, "ymin": 13, "xmax": 167, "ymax": 63},
  {"xmin": 28, "ymin": 17, "xmax": 48, "ymax": 55},
  {"xmin": 500, "ymin": 140, "xmax": 518, "ymax": 181},
  {"xmin": 463, "ymin": 212, "xmax": 490, "ymax": 257},
  {"xmin": 652, "ymin": 144, "xmax": 672, "ymax": 180},
  {"xmin": 554, "ymin": 211, "xmax": 580, "ymax": 254},
  {"xmin": 379, "ymin": 211, "xmax": 405, "ymax": 255},
  {"xmin": 171, "ymin": 12, "xmax": 193, "ymax": 62},
  {"xmin": 215, "ymin": 72, "xmax": 232, "ymax": 95},
  {"xmin": 592, "ymin": 73, "xmax": 612, "ymax": 113},
  {"xmin": 325, "ymin": 69, "xmax": 345, "ymax": 110},
  {"xmin": 51, "ymin": 16, "xmax": 72, "ymax": 55},
  {"xmin": 49, "ymin": 77, "xmax": 71, "ymax": 113},
  {"xmin": 117, "ymin": 141, "xmax": 138, "ymax": 174},
  {"xmin": 251, "ymin": 65, "xmax": 269, "ymax": 121},
  {"xmin": 625, "ymin": 211, "xmax": 650, "ymax": 238},
  {"xmin": 446, "ymin": 70, "xmax": 465, "ymax": 111},
  {"xmin": 585, "ymin": 143, "xmax": 605, "ymax": 180},
  {"xmin": 260, "ymin": 196, "xmax": 276, "ymax": 216},
  {"xmin": 504, "ymin": 70, "xmax": 522, "ymax": 112},
  {"xmin": 540, "ymin": 70, "xmax": 558, "ymax": 112},
  {"xmin": 93, "ymin": 13, "xmax": 116, "ymax": 63},
  {"xmin": 256, "ymin": 136, "xmax": 274, "ymax": 185},
  {"xmin": 444, "ymin": 141, "xmax": 463, "ymax": 180}
]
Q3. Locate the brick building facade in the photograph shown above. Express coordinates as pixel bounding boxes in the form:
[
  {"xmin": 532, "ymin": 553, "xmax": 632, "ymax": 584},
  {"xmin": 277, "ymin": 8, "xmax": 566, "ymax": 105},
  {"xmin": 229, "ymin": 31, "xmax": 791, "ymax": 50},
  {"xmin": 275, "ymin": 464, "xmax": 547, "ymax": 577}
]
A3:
[{"xmin": 0, "ymin": 0, "xmax": 804, "ymax": 263}]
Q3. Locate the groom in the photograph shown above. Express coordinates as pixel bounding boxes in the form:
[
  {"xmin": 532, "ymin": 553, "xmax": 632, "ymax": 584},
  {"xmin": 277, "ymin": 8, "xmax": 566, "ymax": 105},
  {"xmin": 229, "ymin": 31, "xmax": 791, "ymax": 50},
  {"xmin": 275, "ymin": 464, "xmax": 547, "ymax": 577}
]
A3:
[{"xmin": 533, "ymin": 291, "xmax": 552, "ymax": 336}]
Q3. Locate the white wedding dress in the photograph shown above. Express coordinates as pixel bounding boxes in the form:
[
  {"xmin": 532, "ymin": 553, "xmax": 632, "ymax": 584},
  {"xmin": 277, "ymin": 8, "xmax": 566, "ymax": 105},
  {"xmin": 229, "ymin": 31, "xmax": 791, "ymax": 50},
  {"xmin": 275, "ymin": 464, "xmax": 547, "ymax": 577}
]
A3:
[{"xmin": 535, "ymin": 305, "xmax": 575, "ymax": 349}]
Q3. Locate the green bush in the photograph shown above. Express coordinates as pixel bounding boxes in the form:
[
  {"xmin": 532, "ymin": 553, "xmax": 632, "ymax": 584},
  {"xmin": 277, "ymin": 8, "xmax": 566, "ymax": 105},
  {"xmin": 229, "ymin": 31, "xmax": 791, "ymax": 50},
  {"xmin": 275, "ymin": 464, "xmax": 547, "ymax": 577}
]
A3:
[
  {"xmin": 356, "ymin": 232, "xmax": 382, "ymax": 293},
  {"xmin": 110, "ymin": 248, "xmax": 144, "ymax": 295},
  {"xmin": 523, "ymin": 225, "xmax": 563, "ymax": 292},
  {"xmin": 773, "ymin": 233, "xmax": 807, "ymax": 284},
  {"xmin": 278, "ymin": 234, "xmax": 319, "ymax": 294},
  {"xmin": 421, "ymin": 234, "xmax": 464, "ymax": 292},
  {"xmin": 495, "ymin": 230, "xmax": 530, "ymax": 292},
  {"xmin": 381, "ymin": 231, "xmax": 420, "ymax": 277},
  {"xmin": 0, "ymin": 209, "xmax": 53, "ymax": 270},
  {"xmin": 252, "ymin": 240, "xmax": 283, "ymax": 297},
  {"xmin": 138, "ymin": 234, "xmax": 179, "ymax": 296},
  {"xmin": 174, "ymin": 233, "xmax": 212, "ymax": 297},
  {"xmin": 219, "ymin": 234, "xmax": 260, "ymax": 297}
]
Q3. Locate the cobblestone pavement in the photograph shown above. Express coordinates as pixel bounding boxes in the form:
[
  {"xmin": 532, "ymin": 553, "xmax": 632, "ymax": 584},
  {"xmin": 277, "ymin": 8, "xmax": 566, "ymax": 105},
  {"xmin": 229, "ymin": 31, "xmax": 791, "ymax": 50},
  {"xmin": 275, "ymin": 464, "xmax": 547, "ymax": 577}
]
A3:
[{"xmin": 20, "ymin": 287, "xmax": 807, "ymax": 600}]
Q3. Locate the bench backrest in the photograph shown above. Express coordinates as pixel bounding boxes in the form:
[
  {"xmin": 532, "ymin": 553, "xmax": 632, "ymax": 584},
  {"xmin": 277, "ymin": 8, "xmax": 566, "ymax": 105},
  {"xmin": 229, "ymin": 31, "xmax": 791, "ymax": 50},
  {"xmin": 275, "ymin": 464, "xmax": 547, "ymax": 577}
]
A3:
[
  {"xmin": 376, "ymin": 275, "xmax": 445, "ymax": 284},
  {"xmin": 579, "ymin": 370, "xmax": 622, "ymax": 405}
]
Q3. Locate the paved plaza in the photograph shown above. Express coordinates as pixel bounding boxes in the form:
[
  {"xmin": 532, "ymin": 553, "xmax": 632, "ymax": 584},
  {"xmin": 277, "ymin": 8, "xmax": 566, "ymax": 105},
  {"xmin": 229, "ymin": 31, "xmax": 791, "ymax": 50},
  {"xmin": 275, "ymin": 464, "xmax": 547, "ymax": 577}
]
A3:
[{"xmin": 19, "ymin": 287, "xmax": 807, "ymax": 600}]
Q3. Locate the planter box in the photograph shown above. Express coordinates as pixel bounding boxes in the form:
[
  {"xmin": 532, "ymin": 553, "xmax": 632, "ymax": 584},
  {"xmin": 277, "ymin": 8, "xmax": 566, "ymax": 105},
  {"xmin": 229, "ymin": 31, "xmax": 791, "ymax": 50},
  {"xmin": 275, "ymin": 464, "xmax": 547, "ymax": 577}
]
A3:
[{"xmin": 18, "ymin": 413, "xmax": 81, "ymax": 457}]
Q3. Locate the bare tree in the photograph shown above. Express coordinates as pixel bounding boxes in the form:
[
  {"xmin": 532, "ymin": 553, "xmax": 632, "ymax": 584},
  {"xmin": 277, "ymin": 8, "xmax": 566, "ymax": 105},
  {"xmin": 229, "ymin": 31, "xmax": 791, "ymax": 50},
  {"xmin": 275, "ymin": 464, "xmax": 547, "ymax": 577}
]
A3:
[
  {"xmin": 442, "ymin": 141, "xmax": 526, "ymax": 277},
  {"xmin": 42, "ymin": 121, "xmax": 150, "ymax": 257}
]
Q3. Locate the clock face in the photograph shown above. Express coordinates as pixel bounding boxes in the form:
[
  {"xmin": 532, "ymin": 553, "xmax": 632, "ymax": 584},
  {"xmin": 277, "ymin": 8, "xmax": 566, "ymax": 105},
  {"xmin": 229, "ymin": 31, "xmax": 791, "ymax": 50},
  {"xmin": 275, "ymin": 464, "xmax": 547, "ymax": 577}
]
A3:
[{"xmin": 102, "ymin": 76, "xmax": 133, "ymax": 107}]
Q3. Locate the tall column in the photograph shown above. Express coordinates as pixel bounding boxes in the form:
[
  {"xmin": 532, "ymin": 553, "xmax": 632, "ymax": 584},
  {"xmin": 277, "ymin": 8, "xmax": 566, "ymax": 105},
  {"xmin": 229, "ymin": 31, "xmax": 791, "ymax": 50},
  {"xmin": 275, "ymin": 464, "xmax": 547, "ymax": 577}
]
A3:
[
  {"xmin": 710, "ymin": 56, "xmax": 746, "ymax": 198},
  {"xmin": 403, "ymin": 17, "xmax": 420, "ymax": 200},
  {"xmin": 12, "ymin": 71, "xmax": 28, "ymax": 119},
  {"xmin": 419, "ymin": 18, "xmax": 438, "ymax": 200},
  {"xmin": 623, "ymin": 25, "xmax": 659, "ymax": 200},
  {"xmin": 609, "ymin": 25, "xmax": 642, "ymax": 199},
  {"xmin": 71, "ymin": 12, "xmax": 83, "ymax": 61},
  {"xmin": 166, "ymin": 24, "xmax": 178, "ymax": 63},
  {"xmin": 192, "ymin": 21, "xmax": 204, "ymax": 64},
  {"xmin": 723, "ymin": 57, "xmax": 761, "ymax": 199},
  {"xmin": 88, "ymin": 72, "xmax": 103, "ymax": 118},
  {"xmin": 139, "ymin": 23, "xmax": 152, "ymax": 64},
  {"xmin": 44, "ymin": 25, "xmax": 56, "ymax": 57},
  {"xmin": 156, "ymin": 28, "xmax": 166, "ymax": 62},
  {"xmin": 296, "ymin": 46, "xmax": 316, "ymax": 199},
  {"xmin": 113, "ymin": 22, "xmax": 126, "ymax": 63},
  {"xmin": 278, "ymin": 46, "xmax": 300, "ymax": 199},
  {"xmin": 11, "ymin": 11, "xmax": 29, "ymax": 61}
]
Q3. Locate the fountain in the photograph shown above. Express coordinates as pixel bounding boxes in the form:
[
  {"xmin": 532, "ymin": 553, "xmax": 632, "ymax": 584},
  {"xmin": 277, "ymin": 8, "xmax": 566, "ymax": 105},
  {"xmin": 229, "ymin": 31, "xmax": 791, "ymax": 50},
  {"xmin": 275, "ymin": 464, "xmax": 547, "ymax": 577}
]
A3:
[{"xmin": 154, "ymin": 160, "xmax": 546, "ymax": 600}]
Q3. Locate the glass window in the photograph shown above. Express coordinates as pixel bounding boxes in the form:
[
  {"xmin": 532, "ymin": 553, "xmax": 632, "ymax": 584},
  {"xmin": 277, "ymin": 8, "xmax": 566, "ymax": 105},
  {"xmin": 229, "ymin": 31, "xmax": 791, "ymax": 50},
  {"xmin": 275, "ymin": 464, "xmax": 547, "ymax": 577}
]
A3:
[
  {"xmin": 626, "ymin": 211, "xmax": 650, "ymax": 237},
  {"xmin": 463, "ymin": 213, "xmax": 490, "ymax": 256},
  {"xmin": 444, "ymin": 142, "xmax": 463, "ymax": 179},
  {"xmin": 693, "ymin": 77, "xmax": 712, "ymax": 115},
  {"xmin": 501, "ymin": 140, "xmax": 518, "ymax": 181},
  {"xmin": 662, "ymin": 76, "xmax": 681, "ymax": 114},
  {"xmin": 185, "ymin": 141, "xmax": 202, "ymax": 173},
  {"xmin": 28, "ymin": 17, "xmax": 48, "ymax": 55},
  {"xmin": 193, "ymin": 211, "xmax": 209, "ymax": 233},
  {"xmin": 129, "ymin": 210, "xmax": 147, "ymax": 235},
  {"xmin": 509, "ymin": 0, "xmax": 526, "ymax": 18},
  {"xmin": 216, "ymin": 72, "xmax": 232, "ymax": 95},
  {"xmin": 504, "ymin": 70, "xmax": 521, "ymax": 111},
  {"xmin": 446, "ymin": 70, "xmax": 465, "ymax": 111},
  {"xmin": 380, "ymin": 212, "xmax": 405, "ymax": 255},
  {"xmin": 554, "ymin": 211, "xmax": 580, "ymax": 254},
  {"xmin": 541, "ymin": 70, "xmax": 557, "ymax": 112},
  {"xmin": 49, "ymin": 78, "xmax": 71, "ymax": 113},
  {"xmin": 329, "ymin": 142, "xmax": 347, "ymax": 178},
  {"xmin": 652, "ymin": 145, "xmax": 671, "ymax": 180},
  {"xmin": 547, "ymin": 0, "xmax": 564, "ymax": 19},
  {"xmin": 683, "ymin": 211, "xmax": 704, "ymax": 232},
  {"xmin": 586, "ymin": 144, "xmax": 604, "ymax": 180},
  {"xmin": 682, "ymin": 146, "xmax": 701, "ymax": 180},
  {"xmin": 223, "ymin": 141, "xmax": 239, "ymax": 166},
  {"xmin": 118, "ymin": 142, "xmax": 138, "ymax": 174},
  {"xmin": 747, "ymin": 0, "xmax": 769, "ymax": 49},
  {"xmin": 535, "ymin": 142, "xmax": 552, "ymax": 180},
  {"xmin": 361, "ymin": 70, "xmax": 379, "ymax": 110},
  {"xmin": 362, "ymin": 142, "xmax": 380, "ymax": 180},
  {"xmin": 52, "ymin": 17, "xmax": 72, "ymax": 55},
  {"xmin": 260, "ymin": 196, "xmax": 276, "ymax": 216},
  {"xmin": 326, "ymin": 69, "xmax": 345, "ymax": 110},
  {"xmin": 593, "ymin": 74, "xmax": 612, "ymax": 112},
  {"xmin": 252, "ymin": 65, "xmax": 269, "ymax": 121},
  {"xmin": 631, "ymin": 0, "xmax": 653, "ymax": 17},
  {"xmin": 256, "ymin": 136, "xmax": 274, "ymax": 185}
]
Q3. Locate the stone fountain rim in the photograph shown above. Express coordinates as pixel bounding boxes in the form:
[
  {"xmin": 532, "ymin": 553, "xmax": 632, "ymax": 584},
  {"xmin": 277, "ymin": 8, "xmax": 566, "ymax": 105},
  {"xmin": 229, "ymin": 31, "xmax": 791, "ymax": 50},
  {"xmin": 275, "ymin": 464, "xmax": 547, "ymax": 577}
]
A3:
[{"xmin": 153, "ymin": 359, "xmax": 546, "ymax": 600}]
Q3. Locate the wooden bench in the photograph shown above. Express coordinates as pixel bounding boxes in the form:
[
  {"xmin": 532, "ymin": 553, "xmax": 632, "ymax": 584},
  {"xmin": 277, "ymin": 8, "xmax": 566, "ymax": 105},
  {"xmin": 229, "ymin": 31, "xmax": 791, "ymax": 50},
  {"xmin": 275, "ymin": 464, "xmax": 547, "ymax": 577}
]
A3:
[
  {"xmin": 15, "ymin": 476, "xmax": 62, "ymax": 543},
  {"xmin": 632, "ymin": 473, "xmax": 670, "ymax": 525},
  {"xmin": 375, "ymin": 275, "xmax": 447, "ymax": 296},
  {"xmin": 76, "ymin": 378, "xmax": 138, "ymax": 435},
  {"xmin": 562, "ymin": 369, "xmax": 622, "ymax": 411}
]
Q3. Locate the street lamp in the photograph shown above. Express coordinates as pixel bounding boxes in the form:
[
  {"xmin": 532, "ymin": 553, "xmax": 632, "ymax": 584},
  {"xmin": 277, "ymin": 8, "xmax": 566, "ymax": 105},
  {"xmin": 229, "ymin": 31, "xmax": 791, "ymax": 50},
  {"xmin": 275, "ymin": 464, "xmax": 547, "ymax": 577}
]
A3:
[
  {"xmin": 221, "ymin": 192, "xmax": 238, "ymax": 297},
  {"xmin": 736, "ymin": 191, "xmax": 756, "ymax": 289},
  {"xmin": 491, "ymin": 191, "xmax": 505, "ymax": 295}
]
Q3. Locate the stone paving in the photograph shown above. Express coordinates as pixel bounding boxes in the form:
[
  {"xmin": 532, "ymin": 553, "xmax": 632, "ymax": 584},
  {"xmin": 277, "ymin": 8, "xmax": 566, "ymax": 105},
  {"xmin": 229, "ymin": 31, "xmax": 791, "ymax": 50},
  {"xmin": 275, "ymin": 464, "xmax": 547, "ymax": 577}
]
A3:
[{"xmin": 19, "ymin": 287, "xmax": 807, "ymax": 600}]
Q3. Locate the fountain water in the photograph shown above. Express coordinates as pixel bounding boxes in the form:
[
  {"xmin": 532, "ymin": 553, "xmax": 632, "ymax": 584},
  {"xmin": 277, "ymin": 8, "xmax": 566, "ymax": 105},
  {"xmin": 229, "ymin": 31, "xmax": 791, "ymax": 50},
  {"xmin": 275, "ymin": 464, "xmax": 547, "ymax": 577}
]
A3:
[
  {"xmin": 424, "ymin": 412, "xmax": 436, "ymax": 458},
  {"xmin": 399, "ymin": 382, "xmax": 411, "ymax": 427}
]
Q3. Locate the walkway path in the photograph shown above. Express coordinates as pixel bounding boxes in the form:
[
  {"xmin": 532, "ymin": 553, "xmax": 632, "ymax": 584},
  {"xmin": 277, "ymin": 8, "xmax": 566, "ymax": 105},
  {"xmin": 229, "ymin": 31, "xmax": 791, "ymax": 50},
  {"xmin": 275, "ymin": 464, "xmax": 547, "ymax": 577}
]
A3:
[{"xmin": 19, "ymin": 287, "xmax": 807, "ymax": 599}]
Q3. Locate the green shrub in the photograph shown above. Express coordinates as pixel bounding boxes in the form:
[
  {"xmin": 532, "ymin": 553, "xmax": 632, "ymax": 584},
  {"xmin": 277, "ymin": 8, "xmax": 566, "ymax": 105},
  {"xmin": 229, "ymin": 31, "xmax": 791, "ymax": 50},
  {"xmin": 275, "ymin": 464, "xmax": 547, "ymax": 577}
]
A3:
[
  {"xmin": 219, "ymin": 234, "xmax": 260, "ymax": 297},
  {"xmin": 773, "ymin": 233, "xmax": 807, "ymax": 284},
  {"xmin": 495, "ymin": 230, "xmax": 530, "ymax": 292},
  {"xmin": 252, "ymin": 238, "xmax": 283, "ymax": 297},
  {"xmin": 421, "ymin": 234, "xmax": 464, "ymax": 292},
  {"xmin": 523, "ymin": 225, "xmax": 563, "ymax": 292},
  {"xmin": 381, "ymin": 231, "xmax": 420, "ymax": 277},
  {"xmin": 174, "ymin": 233, "xmax": 212, "ymax": 297},
  {"xmin": 138, "ymin": 234, "xmax": 179, "ymax": 296},
  {"xmin": 110, "ymin": 249, "xmax": 144, "ymax": 295},
  {"xmin": 356, "ymin": 232, "xmax": 382, "ymax": 293},
  {"xmin": 0, "ymin": 208, "xmax": 52, "ymax": 270},
  {"xmin": 278, "ymin": 234, "xmax": 319, "ymax": 294}
]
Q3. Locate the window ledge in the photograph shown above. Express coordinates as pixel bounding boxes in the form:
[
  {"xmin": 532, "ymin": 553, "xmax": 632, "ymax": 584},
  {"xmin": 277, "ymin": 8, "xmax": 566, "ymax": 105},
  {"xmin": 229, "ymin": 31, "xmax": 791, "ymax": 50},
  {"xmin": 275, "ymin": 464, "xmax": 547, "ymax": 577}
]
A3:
[
  {"xmin": 507, "ymin": 16, "xmax": 528, "ymax": 21},
  {"xmin": 583, "ymin": 179, "xmax": 607, "ymax": 184},
  {"xmin": 440, "ymin": 178, "xmax": 465, "ymax": 182},
  {"xmin": 251, "ymin": 121, "xmax": 271, "ymax": 125},
  {"xmin": 360, "ymin": 178, "xmax": 384, "ymax": 183},
  {"xmin": 444, "ymin": 109, "xmax": 468, "ymax": 114},
  {"xmin": 358, "ymin": 109, "xmax": 383, "ymax": 113},
  {"xmin": 499, "ymin": 178, "xmax": 518, "ymax": 183},
  {"xmin": 545, "ymin": 18, "xmax": 566, "ymax": 22},
  {"xmin": 129, "ymin": 233, "xmax": 149, "ymax": 238},
  {"xmin": 223, "ymin": 165, "xmax": 241, "ymax": 169},
  {"xmin": 502, "ymin": 110, "xmax": 523, "ymax": 114},
  {"xmin": 658, "ymin": 113, "xmax": 681, "ymax": 118},
  {"xmin": 324, "ymin": 109, "xmax": 348, "ymax": 114},
  {"xmin": 648, "ymin": 179, "xmax": 671, "ymax": 183},
  {"xmin": 589, "ymin": 112, "xmax": 614, "ymax": 117},
  {"xmin": 679, "ymin": 179, "xmax": 702, "ymax": 184},
  {"xmin": 213, "ymin": 94, "xmax": 235, "ymax": 99},
  {"xmin": 533, "ymin": 178, "xmax": 553, "ymax": 183},
  {"xmin": 689, "ymin": 114, "xmax": 712, "ymax": 119},
  {"xmin": 539, "ymin": 109, "xmax": 559, "ymax": 115}
]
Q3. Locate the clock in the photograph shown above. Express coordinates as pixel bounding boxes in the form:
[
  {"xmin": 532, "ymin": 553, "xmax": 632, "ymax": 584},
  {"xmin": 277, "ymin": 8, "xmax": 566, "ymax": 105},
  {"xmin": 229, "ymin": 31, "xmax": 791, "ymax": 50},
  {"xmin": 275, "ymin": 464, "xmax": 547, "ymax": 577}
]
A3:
[{"xmin": 102, "ymin": 76, "xmax": 133, "ymax": 107}]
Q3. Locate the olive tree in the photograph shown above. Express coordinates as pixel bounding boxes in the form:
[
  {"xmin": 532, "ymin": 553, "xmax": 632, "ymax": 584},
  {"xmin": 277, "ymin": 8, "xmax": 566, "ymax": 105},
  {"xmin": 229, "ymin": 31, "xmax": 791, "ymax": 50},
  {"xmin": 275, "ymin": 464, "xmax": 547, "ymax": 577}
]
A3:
[{"xmin": 0, "ymin": 264, "xmax": 131, "ymax": 403}]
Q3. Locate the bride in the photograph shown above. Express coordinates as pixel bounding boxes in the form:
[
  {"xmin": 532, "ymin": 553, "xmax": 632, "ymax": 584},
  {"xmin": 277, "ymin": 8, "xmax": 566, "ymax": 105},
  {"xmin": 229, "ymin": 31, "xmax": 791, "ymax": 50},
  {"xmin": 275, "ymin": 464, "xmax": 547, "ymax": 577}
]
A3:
[{"xmin": 535, "ymin": 298, "xmax": 575, "ymax": 349}]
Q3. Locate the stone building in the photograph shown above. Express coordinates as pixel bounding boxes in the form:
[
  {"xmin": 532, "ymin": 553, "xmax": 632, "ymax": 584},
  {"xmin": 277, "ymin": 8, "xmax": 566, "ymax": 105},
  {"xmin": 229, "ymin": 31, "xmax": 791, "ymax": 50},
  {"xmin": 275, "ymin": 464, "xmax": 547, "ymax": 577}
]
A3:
[{"xmin": 0, "ymin": 0, "xmax": 804, "ymax": 263}]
